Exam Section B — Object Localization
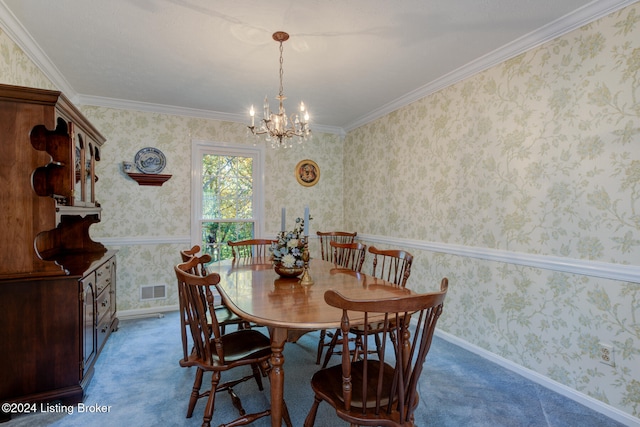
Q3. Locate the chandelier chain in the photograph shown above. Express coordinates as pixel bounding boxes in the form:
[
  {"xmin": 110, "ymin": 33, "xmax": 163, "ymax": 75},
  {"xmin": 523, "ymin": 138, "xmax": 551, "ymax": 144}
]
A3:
[{"xmin": 279, "ymin": 41, "xmax": 285, "ymax": 101}]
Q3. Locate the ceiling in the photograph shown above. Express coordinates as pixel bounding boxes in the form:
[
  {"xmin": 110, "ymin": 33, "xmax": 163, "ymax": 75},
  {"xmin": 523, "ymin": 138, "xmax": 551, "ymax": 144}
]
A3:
[{"xmin": 0, "ymin": 0, "xmax": 634, "ymax": 134}]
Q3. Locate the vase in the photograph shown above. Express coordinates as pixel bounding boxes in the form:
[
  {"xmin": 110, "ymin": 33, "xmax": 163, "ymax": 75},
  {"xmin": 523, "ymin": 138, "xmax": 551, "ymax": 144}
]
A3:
[{"xmin": 274, "ymin": 263, "xmax": 304, "ymax": 278}]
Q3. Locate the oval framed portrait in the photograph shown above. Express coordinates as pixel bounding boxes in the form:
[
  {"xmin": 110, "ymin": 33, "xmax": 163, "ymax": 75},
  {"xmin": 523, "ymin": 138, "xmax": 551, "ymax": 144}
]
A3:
[{"xmin": 295, "ymin": 159, "xmax": 320, "ymax": 187}]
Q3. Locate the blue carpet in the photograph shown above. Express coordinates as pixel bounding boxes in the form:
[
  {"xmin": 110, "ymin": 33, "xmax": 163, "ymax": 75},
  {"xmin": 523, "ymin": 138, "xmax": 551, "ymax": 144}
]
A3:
[{"xmin": 5, "ymin": 311, "xmax": 626, "ymax": 426}]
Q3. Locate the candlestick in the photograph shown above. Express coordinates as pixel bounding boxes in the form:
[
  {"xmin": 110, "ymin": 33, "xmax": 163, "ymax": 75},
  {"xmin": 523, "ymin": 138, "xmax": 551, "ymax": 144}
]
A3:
[
  {"xmin": 299, "ymin": 236, "xmax": 313, "ymax": 286},
  {"xmin": 303, "ymin": 206, "xmax": 309, "ymax": 235},
  {"xmin": 281, "ymin": 207, "xmax": 286, "ymax": 232}
]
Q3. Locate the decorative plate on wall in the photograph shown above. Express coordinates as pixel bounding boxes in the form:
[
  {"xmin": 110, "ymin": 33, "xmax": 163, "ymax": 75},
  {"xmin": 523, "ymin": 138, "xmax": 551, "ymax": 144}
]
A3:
[
  {"xmin": 135, "ymin": 147, "xmax": 166, "ymax": 174},
  {"xmin": 295, "ymin": 159, "xmax": 320, "ymax": 187}
]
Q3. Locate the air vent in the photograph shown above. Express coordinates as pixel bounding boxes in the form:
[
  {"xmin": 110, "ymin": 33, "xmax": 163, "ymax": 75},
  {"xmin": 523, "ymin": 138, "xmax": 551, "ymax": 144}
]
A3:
[{"xmin": 140, "ymin": 285, "xmax": 166, "ymax": 301}]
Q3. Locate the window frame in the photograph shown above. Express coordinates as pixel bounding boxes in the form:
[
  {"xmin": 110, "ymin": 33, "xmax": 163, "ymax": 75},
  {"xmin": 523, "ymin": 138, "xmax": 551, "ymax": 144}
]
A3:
[{"xmin": 190, "ymin": 139, "xmax": 265, "ymax": 249}]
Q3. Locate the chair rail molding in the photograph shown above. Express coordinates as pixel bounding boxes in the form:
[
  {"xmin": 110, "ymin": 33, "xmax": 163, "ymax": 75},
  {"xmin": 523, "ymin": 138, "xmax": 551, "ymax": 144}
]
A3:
[
  {"xmin": 98, "ymin": 236, "xmax": 191, "ymax": 246},
  {"xmin": 357, "ymin": 234, "xmax": 640, "ymax": 284}
]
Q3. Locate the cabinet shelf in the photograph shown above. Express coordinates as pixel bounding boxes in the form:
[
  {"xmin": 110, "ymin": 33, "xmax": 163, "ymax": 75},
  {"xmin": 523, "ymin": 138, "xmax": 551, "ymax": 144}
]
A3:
[
  {"xmin": 127, "ymin": 172, "xmax": 172, "ymax": 186},
  {"xmin": 0, "ymin": 83, "xmax": 117, "ymax": 413}
]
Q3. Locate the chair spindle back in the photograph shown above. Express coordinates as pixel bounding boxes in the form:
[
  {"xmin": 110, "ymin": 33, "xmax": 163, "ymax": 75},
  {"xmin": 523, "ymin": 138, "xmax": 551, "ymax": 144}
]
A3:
[
  {"xmin": 324, "ymin": 278, "xmax": 448, "ymax": 425},
  {"xmin": 316, "ymin": 231, "xmax": 357, "ymax": 261},
  {"xmin": 175, "ymin": 259, "xmax": 224, "ymax": 364},
  {"xmin": 228, "ymin": 239, "xmax": 276, "ymax": 261},
  {"xmin": 368, "ymin": 246, "xmax": 414, "ymax": 288},
  {"xmin": 330, "ymin": 241, "xmax": 367, "ymax": 273}
]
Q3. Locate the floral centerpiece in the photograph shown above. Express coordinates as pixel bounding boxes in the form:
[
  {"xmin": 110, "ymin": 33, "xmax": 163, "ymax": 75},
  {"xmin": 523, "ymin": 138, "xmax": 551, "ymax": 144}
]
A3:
[{"xmin": 270, "ymin": 217, "xmax": 306, "ymax": 276}]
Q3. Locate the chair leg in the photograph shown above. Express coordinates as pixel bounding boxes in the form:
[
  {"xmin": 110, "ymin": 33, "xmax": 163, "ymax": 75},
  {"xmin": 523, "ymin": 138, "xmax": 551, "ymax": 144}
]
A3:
[
  {"xmin": 251, "ymin": 362, "xmax": 264, "ymax": 391},
  {"xmin": 282, "ymin": 399, "xmax": 293, "ymax": 427},
  {"xmin": 187, "ymin": 367, "xmax": 204, "ymax": 418},
  {"xmin": 316, "ymin": 329, "xmax": 327, "ymax": 364},
  {"xmin": 227, "ymin": 387, "xmax": 246, "ymax": 416},
  {"xmin": 352, "ymin": 334, "xmax": 363, "ymax": 362},
  {"xmin": 219, "ymin": 409, "xmax": 270, "ymax": 427},
  {"xmin": 374, "ymin": 332, "xmax": 383, "ymax": 360},
  {"xmin": 202, "ymin": 371, "xmax": 221, "ymax": 427},
  {"xmin": 353, "ymin": 332, "xmax": 381, "ymax": 361},
  {"xmin": 321, "ymin": 329, "xmax": 342, "ymax": 368},
  {"xmin": 303, "ymin": 395, "xmax": 322, "ymax": 427}
]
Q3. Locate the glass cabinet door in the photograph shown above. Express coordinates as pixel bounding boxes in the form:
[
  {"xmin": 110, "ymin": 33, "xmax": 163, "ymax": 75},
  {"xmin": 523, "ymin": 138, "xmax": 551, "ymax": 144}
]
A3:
[
  {"xmin": 73, "ymin": 128, "xmax": 85, "ymax": 206},
  {"xmin": 83, "ymin": 141, "xmax": 93, "ymax": 206},
  {"xmin": 86, "ymin": 143, "xmax": 95, "ymax": 206}
]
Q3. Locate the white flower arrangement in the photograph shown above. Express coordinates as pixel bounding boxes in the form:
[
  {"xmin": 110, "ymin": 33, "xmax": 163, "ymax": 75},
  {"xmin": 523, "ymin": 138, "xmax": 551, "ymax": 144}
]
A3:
[{"xmin": 270, "ymin": 217, "xmax": 306, "ymax": 268}]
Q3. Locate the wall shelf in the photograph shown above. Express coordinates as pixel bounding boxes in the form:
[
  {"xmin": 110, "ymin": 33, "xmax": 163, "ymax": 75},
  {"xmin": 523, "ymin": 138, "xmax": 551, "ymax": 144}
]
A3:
[{"xmin": 126, "ymin": 172, "xmax": 172, "ymax": 186}]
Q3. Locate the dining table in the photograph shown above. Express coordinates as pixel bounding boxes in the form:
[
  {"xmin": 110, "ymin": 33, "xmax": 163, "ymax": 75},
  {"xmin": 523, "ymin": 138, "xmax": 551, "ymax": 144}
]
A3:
[{"xmin": 206, "ymin": 257, "xmax": 416, "ymax": 427}]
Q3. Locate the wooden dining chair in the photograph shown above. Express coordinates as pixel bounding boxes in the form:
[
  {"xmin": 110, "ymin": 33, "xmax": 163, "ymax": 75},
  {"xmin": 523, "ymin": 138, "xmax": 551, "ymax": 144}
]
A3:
[
  {"xmin": 180, "ymin": 246, "xmax": 247, "ymax": 335},
  {"xmin": 314, "ymin": 231, "xmax": 358, "ymax": 364},
  {"xmin": 304, "ymin": 279, "xmax": 448, "ymax": 427},
  {"xmin": 176, "ymin": 252, "xmax": 259, "ymax": 402},
  {"xmin": 227, "ymin": 238, "xmax": 276, "ymax": 262},
  {"xmin": 358, "ymin": 246, "xmax": 415, "ymax": 359},
  {"xmin": 368, "ymin": 245, "xmax": 414, "ymax": 288},
  {"xmin": 330, "ymin": 240, "xmax": 367, "ymax": 272},
  {"xmin": 316, "ymin": 231, "xmax": 357, "ymax": 261},
  {"xmin": 317, "ymin": 241, "xmax": 367, "ymax": 367},
  {"xmin": 180, "ymin": 245, "xmax": 200, "ymax": 262},
  {"xmin": 175, "ymin": 258, "xmax": 293, "ymax": 427},
  {"xmin": 323, "ymin": 245, "xmax": 416, "ymax": 364}
]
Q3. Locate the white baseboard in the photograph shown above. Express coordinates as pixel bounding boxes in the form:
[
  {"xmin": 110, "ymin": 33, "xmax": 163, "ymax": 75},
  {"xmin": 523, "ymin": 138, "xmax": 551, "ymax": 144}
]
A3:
[
  {"xmin": 117, "ymin": 305, "xmax": 179, "ymax": 320},
  {"xmin": 435, "ymin": 330, "xmax": 640, "ymax": 427}
]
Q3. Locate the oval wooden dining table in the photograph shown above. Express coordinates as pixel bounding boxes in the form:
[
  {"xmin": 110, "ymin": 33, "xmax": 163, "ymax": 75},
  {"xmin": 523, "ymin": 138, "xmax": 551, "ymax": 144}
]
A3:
[{"xmin": 207, "ymin": 257, "xmax": 415, "ymax": 427}]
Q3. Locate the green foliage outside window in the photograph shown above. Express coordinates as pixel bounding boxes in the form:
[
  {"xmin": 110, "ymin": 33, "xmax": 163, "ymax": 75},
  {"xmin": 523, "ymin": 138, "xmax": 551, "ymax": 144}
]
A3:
[{"xmin": 201, "ymin": 154, "xmax": 254, "ymax": 261}]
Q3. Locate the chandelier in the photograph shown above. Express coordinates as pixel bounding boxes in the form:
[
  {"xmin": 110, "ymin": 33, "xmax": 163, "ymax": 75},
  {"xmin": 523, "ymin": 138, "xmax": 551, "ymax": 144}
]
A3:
[{"xmin": 248, "ymin": 31, "xmax": 311, "ymax": 148}]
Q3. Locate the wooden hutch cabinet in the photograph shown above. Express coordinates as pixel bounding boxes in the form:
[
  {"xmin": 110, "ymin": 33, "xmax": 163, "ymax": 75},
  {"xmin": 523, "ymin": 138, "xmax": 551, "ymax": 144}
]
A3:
[{"xmin": 0, "ymin": 84, "xmax": 118, "ymax": 414}]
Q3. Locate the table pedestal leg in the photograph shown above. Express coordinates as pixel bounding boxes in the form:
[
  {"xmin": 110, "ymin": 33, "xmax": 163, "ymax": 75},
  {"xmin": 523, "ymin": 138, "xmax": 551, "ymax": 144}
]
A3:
[{"xmin": 269, "ymin": 327, "xmax": 287, "ymax": 427}]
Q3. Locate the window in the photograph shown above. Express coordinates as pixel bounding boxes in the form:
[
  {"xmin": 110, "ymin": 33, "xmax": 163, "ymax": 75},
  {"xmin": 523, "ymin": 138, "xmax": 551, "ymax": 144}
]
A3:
[{"xmin": 191, "ymin": 141, "xmax": 264, "ymax": 261}]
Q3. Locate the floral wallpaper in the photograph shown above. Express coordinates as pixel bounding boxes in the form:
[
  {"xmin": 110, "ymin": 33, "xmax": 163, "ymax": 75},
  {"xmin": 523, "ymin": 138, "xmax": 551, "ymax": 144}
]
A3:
[
  {"xmin": 0, "ymin": 27, "xmax": 54, "ymax": 89},
  {"xmin": 1, "ymin": 22, "xmax": 345, "ymax": 317},
  {"xmin": 344, "ymin": 5, "xmax": 640, "ymax": 420},
  {"xmin": 1, "ymin": 3, "xmax": 639, "ymax": 421},
  {"xmin": 75, "ymin": 107, "xmax": 343, "ymax": 315}
]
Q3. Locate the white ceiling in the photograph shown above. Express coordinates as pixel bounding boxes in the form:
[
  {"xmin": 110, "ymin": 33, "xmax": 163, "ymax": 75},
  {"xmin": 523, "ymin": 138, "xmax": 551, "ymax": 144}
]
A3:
[{"xmin": 0, "ymin": 0, "xmax": 635, "ymax": 134}]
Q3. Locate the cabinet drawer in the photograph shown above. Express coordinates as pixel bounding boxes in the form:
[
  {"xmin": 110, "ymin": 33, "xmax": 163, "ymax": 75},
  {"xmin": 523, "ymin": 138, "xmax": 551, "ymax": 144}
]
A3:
[
  {"xmin": 96, "ymin": 285, "xmax": 111, "ymax": 322},
  {"xmin": 95, "ymin": 262, "xmax": 112, "ymax": 295},
  {"xmin": 97, "ymin": 316, "xmax": 112, "ymax": 352}
]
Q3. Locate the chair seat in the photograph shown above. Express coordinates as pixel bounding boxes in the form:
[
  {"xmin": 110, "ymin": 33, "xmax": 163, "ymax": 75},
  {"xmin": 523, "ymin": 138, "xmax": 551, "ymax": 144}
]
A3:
[
  {"xmin": 219, "ymin": 329, "xmax": 272, "ymax": 363},
  {"xmin": 310, "ymin": 360, "xmax": 396, "ymax": 409},
  {"xmin": 350, "ymin": 317, "xmax": 403, "ymax": 335},
  {"xmin": 181, "ymin": 329, "xmax": 272, "ymax": 367},
  {"xmin": 214, "ymin": 305, "xmax": 243, "ymax": 324}
]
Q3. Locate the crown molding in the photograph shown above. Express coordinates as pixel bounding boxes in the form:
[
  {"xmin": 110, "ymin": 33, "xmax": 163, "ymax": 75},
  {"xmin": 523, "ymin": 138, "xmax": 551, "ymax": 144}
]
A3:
[
  {"xmin": 1, "ymin": 0, "xmax": 635, "ymax": 137},
  {"xmin": 343, "ymin": 0, "xmax": 638, "ymax": 132},
  {"xmin": 78, "ymin": 94, "xmax": 243, "ymax": 122},
  {"xmin": 78, "ymin": 94, "xmax": 346, "ymax": 137},
  {"xmin": 0, "ymin": 0, "xmax": 78, "ymax": 100}
]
